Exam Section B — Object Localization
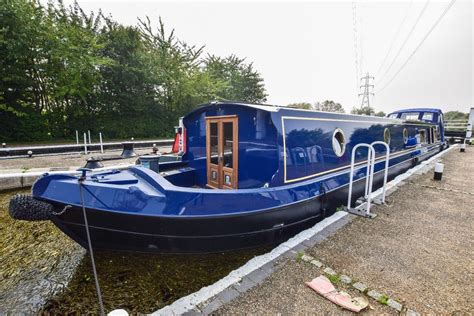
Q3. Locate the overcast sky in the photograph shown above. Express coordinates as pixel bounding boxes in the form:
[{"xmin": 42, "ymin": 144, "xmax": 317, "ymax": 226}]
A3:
[{"xmin": 65, "ymin": 0, "xmax": 473, "ymax": 114}]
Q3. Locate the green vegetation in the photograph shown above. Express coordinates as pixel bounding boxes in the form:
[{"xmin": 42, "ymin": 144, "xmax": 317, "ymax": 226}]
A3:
[
  {"xmin": 444, "ymin": 111, "xmax": 468, "ymax": 121},
  {"xmin": 288, "ymin": 100, "xmax": 345, "ymax": 113},
  {"xmin": 0, "ymin": 0, "xmax": 267, "ymax": 142},
  {"xmin": 326, "ymin": 273, "xmax": 340, "ymax": 284},
  {"xmin": 295, "ymin": 251, "xmax": 305, "ymax": 261},
  {"xmin": 351, "ymin": 105, "xmax": 385, "ymax": 117},
  {"xmin": 378, "ymin": 294, "xmax": 389, "ymax": 305}
]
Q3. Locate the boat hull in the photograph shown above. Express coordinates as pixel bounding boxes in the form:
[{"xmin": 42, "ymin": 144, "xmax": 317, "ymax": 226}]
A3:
[{"xmin": 49, "ymin": 155, "xmax": 417, "ymax": 254}]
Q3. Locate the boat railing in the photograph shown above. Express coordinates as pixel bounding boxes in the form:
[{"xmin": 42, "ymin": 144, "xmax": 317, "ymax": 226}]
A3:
[
  {"xmin": 346, "ymin": 142, "xmax": 390, "ymax": 218},
  {"xmin": 370, "ymin": 141, "xmax": 390, "ymax": 204}
]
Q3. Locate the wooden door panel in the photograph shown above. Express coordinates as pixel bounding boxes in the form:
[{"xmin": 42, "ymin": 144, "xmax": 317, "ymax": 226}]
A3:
[{"xmin": 206, "ymin": 116, "xmax": 238, "ymax": 189}]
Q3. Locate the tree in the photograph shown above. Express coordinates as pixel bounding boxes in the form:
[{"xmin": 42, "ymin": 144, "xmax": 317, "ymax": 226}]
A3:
[
  {"xmin": 0, "ymin": 1, "xmax": 268, "ymax": 142},
  {"xmin": 287, "ymin": 102, "xmax": 312, "ymax": 110},
  {"xmin": 374, "ymin": 111, "xmax": 386, "ymax": 117},
  {"xmin": 313, "ymin": 100, "xmax": 345, "ymax": 113},
  {"xmin": 203, "ymin": 54, "xmax": 267, "ymax": 103},
  {"xmin": 287, "ymin": 100, "xmax": 345, "ymax": 112},
  {"xmin": 351, "ymin": 105, "xmax": 375, "ymax": 116},
  {"xmin": 444, "ymin": 111, "xmax": 468, "ymax": 121}
]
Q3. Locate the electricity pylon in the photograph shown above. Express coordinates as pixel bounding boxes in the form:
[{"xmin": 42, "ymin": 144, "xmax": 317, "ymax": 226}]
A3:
[{"xmin": 358, "ymin": 73, "xmax": 374, "ymax": 108}]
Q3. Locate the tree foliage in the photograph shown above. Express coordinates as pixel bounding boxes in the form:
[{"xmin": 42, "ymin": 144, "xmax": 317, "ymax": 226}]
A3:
[
  {"xmin": 444, "ymin": 111, "xmax": 468, "ymax": 121},
  {"xmin": 287, "ymin": 100, "xmax": 345, "ymax": 113},
  {"xmin": 313, "ymin": 100, "xmax": 345, "ymax": 113},
  {"xmin": 0, "ymin": 0, "xmax": 267, "ymax": 141}
]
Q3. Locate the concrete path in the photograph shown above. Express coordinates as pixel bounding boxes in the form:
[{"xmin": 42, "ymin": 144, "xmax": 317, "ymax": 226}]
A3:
[{"xmin": 216, "ymin": 147, "xmax": 473, "ymax": 314}]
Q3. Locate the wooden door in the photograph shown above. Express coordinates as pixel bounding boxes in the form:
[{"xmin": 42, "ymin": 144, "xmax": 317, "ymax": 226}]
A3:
[{"xmin": 206, "ymin": 116, "xmax": 238, "ymax": 189}]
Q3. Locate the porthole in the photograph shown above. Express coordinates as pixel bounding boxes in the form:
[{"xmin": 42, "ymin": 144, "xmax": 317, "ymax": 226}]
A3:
[
  {"xmin": 403, "ymin": 128, "xmax": 408, "ymax": 144},
  {"xmin": 384, "ymin": 128, "xmax": 391, "ymax": 145},
  {"xmin": 332, "ymin": 128, "xmax": 346, "ymax": 157}
]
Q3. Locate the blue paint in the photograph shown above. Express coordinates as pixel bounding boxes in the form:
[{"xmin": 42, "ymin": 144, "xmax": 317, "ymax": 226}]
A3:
[{"xmin": 32, "ymin": 102, "xmax": 444, "ymax": 218}]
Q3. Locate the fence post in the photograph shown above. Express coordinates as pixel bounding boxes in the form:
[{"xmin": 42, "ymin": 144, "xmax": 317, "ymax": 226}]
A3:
[
  {"xmin": 84, "ymin": 133, "xmax": 88, "ymax": 155},
  {"xmin": 88, "ymin": 130, "xmax": 92, "ymax": 144},
  {"xmin": 76, "ymin": 130, "xmax": 79, "ymax": 145},
  {"xmin": 99, "ymin": 132, "xmax": 104, "ymax": 154}
]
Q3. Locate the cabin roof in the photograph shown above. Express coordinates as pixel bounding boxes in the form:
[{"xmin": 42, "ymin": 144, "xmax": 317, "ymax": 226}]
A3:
[
  {"xmin": 186, "ymin": 101, "xmax": 401, "ymax": 120},
  {"xmin": 389, "ymin": 108, "xmax": 443, "ymax": 114}
]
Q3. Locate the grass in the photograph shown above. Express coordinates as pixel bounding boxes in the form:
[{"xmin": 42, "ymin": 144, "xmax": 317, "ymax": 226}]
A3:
[
  {"xmin": 378, "ymin": 294, "xmax": 389, "ymax": 305},
  {"xmin": 295, "ymin": 251, "xmax": 305, "ymax": 262},
  {"xmin": 326, "ymin": 274, "xmax": 340, "ymax": 284}
]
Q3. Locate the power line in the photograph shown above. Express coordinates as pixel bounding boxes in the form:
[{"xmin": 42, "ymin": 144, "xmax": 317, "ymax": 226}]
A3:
[
  {"xmin": 376, "ymin": 0, "xmax": 430, "ymax": 86},
  {"xmin": 377, "ymin": 0, "xmax": 457, "ymax": 93},
  {"xmin": 358, "ymin": 1, "xmax": 364, "ymax": 79},
  {"xmin": 352, "ymin": 1, "xmax": 361, "ymax": 94},
  {"xmin": 375, "ymin": 0, "xmax": 414, "ymax": 77}
]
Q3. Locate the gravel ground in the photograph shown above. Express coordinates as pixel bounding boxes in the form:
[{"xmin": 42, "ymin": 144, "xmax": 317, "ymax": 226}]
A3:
[
  {"xmin": 217, "ymin": 147, "xmax": 474, "ymax": 314},
  {"xmin": 0, "ymin": 146, "xmax": 171, "ymax": 171}
]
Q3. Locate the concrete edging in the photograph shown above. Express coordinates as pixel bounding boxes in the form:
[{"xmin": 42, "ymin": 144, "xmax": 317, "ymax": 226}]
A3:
[
  {"xmin": 147, "ymin": 145, "xmax": 457, "ymax": 316},
  {"xmin": 0, "ymin": 163, "xmax": 134, "ymax": 192}
]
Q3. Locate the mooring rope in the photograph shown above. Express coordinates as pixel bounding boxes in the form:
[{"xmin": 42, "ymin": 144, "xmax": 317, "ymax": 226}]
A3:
[{"xmin": 79, "ymin": 173, "xmax": 105, "ymax": 315}]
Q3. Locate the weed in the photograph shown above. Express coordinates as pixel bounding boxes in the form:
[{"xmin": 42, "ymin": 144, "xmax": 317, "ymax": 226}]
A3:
[
  {"xmin": 326, "ymin": 274, "xmax": 340, "ymax": 284},
  {"xmin": 378, "ymin": 294, "xmax": 389, "ymax": 305},
  {"xmin": 296, "ymin": 251, "xmax": 304, "ymax": 261}
]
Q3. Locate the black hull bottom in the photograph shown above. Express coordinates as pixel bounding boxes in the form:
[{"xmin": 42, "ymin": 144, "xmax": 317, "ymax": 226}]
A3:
[{"xmin": 51, "ymin": 156, "xmax": 425, "ymax": 254}]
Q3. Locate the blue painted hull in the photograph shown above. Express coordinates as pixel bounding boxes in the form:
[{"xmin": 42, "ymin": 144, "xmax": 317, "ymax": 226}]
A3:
[{"xmin": 34, "ymin": 143, "xmax": 442, "ymax": 253}]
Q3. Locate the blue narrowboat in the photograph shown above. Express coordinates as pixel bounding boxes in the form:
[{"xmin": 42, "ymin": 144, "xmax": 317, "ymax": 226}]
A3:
[{"xmin": 9, "ymin": 102, "xmax": 446, "ymax": 253}]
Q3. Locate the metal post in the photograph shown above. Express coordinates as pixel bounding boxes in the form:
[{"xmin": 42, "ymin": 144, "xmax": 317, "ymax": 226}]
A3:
[
  {"xmin": 347, "ymin": 143, "xmax": 376, "ymax": 218},
  {"xmin": 88, "ymin": 130, "xmax": 91, "ymax": 144},
  {"xmin": 348, "ymin": 144, "xmax": 373, "ymax": 209},
  {"xmin": 365, "ymin": 148, "xmax": 375, "ymax": 216},
  {"xmin": 99, "ymin": 132, "xmax": 104, "ymax": 154},
  {"xmin": 83, "ymin": 133, "xmax": 88, "ymax": 155},
  {"xmin": 76, "ymin": 130, "xmax": 79, "ymax": 145},
  {"xmin": 371, "ymin": 141, "xmax": 390, "ymax": 203}
]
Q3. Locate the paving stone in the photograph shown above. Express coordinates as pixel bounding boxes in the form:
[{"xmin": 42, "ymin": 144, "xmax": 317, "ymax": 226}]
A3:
[
  {"xmin": 216, "ymin": 286, "xmax": 240, "ymax": 304},
  {"xmin": 301, "ymin": 254, "xmax": 314, "ymax": 262},
  {"xmin": 387, "ymin": 298, "xmax": 403, "ymax": 312},
  {"xmin": 352, "ymin": 282, "xmax": 368, "ymax": 292},
  {"xmin": 367, "ymin": 289, "xmax": 383, "ymax": 301},
  {"xmin": 291, "ymin": 243, "xmax": 306, "ymax": 253},
  {"xmin": 323, "ymin": 267, "xmax": 337, "ymax": 276},
  {"xmin": 310, "ymin": 259, "xmax": 323, "ymax": 268},
  {"xmin": 247, "ymin": 268, "xmax": 268, "ymax": 284},
  {"xmin": 199, "ymin": 297, "xmax": 223, "ymax": 315},
  {"xmin": 340, "ymin": 274, "xmax": 352, "ymax": 284},
  {"xmin": 406, "ymin": 309, "xmax": 420, "ymax": 316},
  {"xmin": 259, "ymin": 261, "xmax": 276, "ymax": 275},
  {"xmin": 181, "ymin": 308, "xmax": 202, "ymax": 316},
  {"xmin": 232, "ymin": 277, "xmax": 257, "ymax": 294}
]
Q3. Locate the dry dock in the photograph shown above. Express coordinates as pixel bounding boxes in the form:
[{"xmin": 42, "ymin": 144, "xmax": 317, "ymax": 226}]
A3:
[{"xmin": 212, "ymin": 146, "xmax": 473, "ymax": 314}]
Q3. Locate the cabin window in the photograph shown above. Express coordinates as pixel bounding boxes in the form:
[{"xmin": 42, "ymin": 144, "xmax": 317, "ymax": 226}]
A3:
[
  {"xmin": 401, "ymin": 112, "xmax": 420, "ymax": 121},
  {"xmin": 210, "ymin": 122, "xmax": 219, "ymax": 165},
  {"xmin": 332, "ymin": 128, "xmax": 346, "ymax": 157},
  {"xmin": 384, "ymin": 128, "xmax": 391, "ymax": 145},
  {"xmin": 422, "ymin": 113, "xmax": 434, "ymax": 121},
  {"xmin": 223, "ymin": 122, "xmax": 234, "ymax": 168},
  {"xmin": 388, "ymin": 113, "xmax": 398, "ymax": 119},
  {"xmin": 403, "ymin": 128, "xmax": 408, "ymax": 144}
]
